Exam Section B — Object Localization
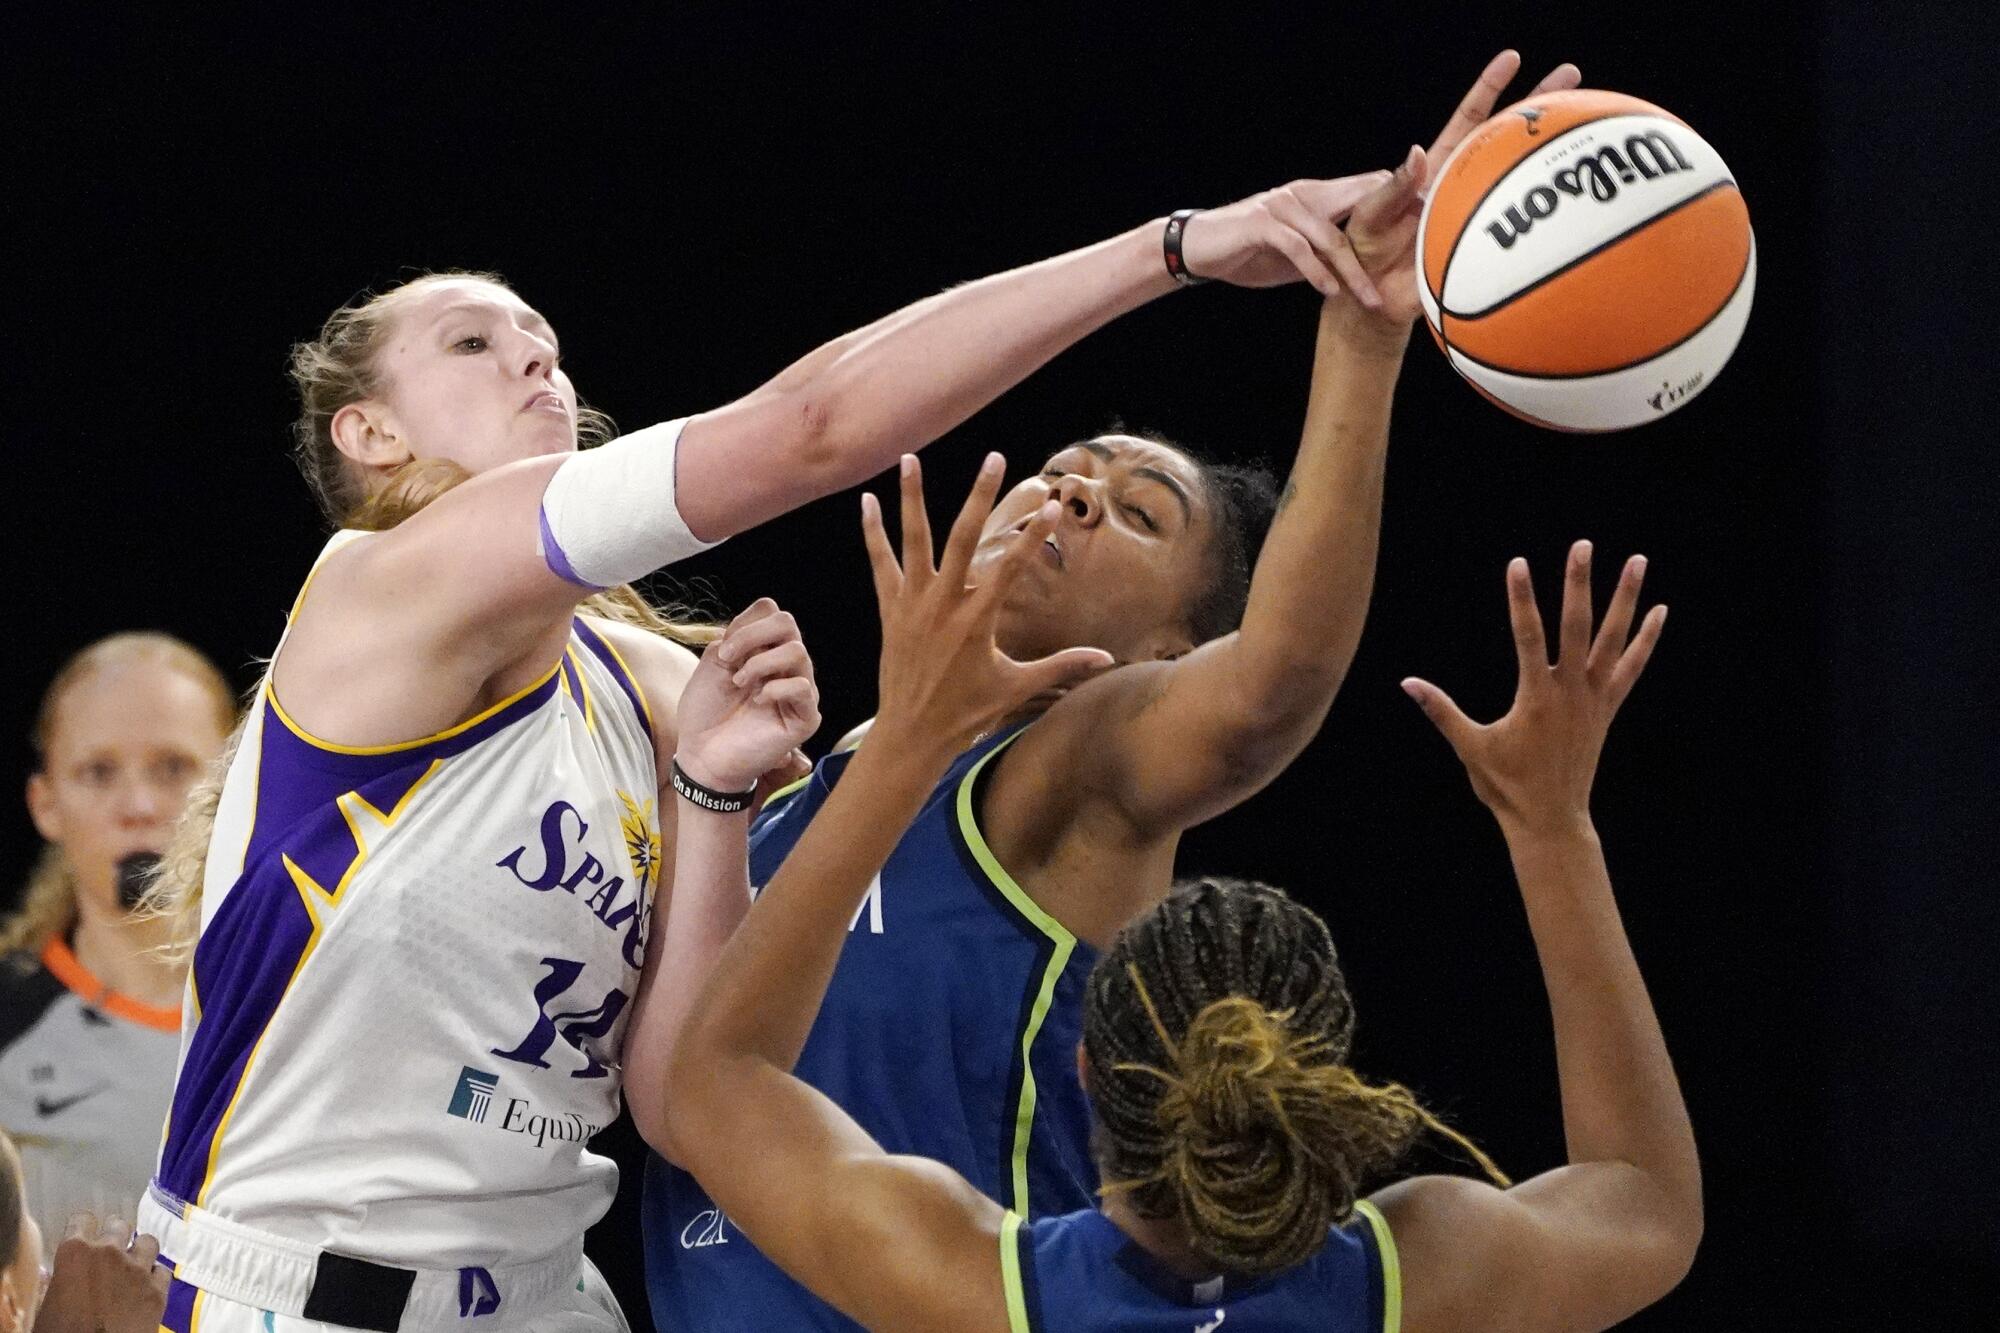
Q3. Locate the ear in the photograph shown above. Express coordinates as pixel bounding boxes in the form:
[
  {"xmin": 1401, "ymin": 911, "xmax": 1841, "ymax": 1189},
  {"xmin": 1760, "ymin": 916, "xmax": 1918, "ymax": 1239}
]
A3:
[
  {"xmin": 329, "ymin": 398, "xmax": 414, "ymax": 477},
  {"xmin": 25, "ymin": 772, "xmax": 62, "ymax": 844}
]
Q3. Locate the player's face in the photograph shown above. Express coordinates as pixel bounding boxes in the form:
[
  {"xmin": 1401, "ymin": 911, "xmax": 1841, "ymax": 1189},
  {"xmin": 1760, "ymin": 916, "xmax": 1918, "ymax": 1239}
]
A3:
[
  {"xmin": 970, "ymin": 436, "xmax": 1215, "ymax": 664},
  {"xmin": 26, "ymin": 664, "xmax": 228, "ymax": 923},
  {"xmin": 373, "ymin": 280, "xmax": 581, "ymax": 473}
]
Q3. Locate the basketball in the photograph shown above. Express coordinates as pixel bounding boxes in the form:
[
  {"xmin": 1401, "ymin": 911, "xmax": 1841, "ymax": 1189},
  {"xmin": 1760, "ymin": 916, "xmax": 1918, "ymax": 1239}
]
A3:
[{"xmin": 1416, "ymin": 90, "xmax": 1755, "ymax": 432}]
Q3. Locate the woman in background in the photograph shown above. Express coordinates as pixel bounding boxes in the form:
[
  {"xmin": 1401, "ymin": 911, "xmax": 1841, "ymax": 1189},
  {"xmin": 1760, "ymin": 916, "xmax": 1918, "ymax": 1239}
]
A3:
[{"xmin": 0, "ymin": 633, "xmax": 233, "ymax": 1247}]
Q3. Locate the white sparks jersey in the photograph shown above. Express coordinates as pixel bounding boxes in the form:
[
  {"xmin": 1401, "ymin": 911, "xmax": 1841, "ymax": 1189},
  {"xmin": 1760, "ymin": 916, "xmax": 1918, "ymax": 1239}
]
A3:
[{"xmin": 149, "ymin": 532, "xmax": 663, "ymax": 1281}]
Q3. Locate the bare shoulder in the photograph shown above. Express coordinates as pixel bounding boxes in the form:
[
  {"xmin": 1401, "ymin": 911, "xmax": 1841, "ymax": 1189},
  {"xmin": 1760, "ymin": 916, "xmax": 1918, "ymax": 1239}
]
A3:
[
  {"xmin": 1367, "ymin": 1175, "xmax": 1536, "ymax": 1333},
  {"xmin": 826, "ymin": 1154, "xmax": 1014, "ymax": 1333},
  {"xmin": 984, "ymin": 659, "xmax": 1175, "ymax": 847}
]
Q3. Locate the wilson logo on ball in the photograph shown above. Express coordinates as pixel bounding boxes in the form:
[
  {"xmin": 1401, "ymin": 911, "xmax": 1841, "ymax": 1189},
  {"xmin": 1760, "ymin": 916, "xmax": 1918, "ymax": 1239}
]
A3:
[
  {"xmin": 1416, "ymin": 88, "xmax": 1756, "ymax": 432},
  {"xmin": 1484, "ymin": 130, "xmax": 1695, "ymax": 249}
]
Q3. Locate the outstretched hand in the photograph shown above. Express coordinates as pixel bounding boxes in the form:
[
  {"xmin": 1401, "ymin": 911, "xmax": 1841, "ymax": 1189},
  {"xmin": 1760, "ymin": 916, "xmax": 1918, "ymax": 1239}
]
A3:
[
  {"xmin": 1402, "ymin": 542, "xmax": 1665, "ymax": 832},
  {"xmin": 1345, "ymin": 50, "xmax": 1584, "ymax": 329},
  {"xmin": 1178, "ymin": 171, "xmax": 1394, "ymax": 307},
  {"xmin": 862, "ymin": 454, "xmax": 1115, "ymax": 757}
]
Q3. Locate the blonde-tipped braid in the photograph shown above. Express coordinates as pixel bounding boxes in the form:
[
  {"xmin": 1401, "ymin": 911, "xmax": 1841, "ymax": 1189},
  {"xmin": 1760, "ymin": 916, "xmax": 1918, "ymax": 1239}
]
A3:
[{"xmin": 1085, "ymin": 878, "xmax": 1506, "ymax": 1278}]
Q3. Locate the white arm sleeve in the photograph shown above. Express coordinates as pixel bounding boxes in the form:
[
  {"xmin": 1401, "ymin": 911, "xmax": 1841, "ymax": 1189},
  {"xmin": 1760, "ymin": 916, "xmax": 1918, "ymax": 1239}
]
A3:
[{"xmin": 537, "ymin": 417, "xmax": 720, "ymax": 588}]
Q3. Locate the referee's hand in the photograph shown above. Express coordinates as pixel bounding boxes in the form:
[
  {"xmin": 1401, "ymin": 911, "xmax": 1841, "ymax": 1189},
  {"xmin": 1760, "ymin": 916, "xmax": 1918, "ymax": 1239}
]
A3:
[{"xmin": 33, "ymin": 1214, "xmax": 169, "ymax": 1333}]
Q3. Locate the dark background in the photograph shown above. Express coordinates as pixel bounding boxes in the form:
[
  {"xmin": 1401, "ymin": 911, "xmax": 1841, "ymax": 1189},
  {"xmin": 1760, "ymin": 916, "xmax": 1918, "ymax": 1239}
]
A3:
[{"xmin": 8, "ymin": 2, "xmax": 1993, "ymax": 1326}]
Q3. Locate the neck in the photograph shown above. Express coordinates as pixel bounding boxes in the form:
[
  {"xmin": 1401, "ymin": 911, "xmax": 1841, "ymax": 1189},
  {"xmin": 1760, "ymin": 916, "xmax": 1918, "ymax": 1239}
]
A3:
[
  {"xmin": 1100, "ymin": 1191, "xmax": 1219, "ymax": 1282},
  {"xmin": 68, "ymin": 902, "xmax": 181, "ymax": 1007}
]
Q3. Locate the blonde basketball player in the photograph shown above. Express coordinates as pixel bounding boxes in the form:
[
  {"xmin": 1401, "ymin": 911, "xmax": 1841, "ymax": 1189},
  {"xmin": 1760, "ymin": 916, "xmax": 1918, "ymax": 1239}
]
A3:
[{"xmin": 139, "ymin": 158, "xmax": 1407, "ymax": 1331}]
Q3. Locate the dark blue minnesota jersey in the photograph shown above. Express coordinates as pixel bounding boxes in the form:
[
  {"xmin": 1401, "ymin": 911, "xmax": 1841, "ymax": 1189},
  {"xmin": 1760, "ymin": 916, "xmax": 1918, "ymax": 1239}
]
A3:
[
  {"xmin": 645, "ymin": 729, "xmax": 1101, "ymax": 1331},
  {"xmin": 1001, "ymin": 1203, "xmax": 1399, "ymax": 1333}
]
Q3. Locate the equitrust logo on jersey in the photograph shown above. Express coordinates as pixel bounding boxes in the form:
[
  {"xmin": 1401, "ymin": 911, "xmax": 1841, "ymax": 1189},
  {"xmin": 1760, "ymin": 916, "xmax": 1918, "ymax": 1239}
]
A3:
[
  {"xmin": 448, "ymin": 1067, "xmax": 501, "ymax": 1123},
  {"xmin": 443, "ymin": 1065, "xmax": 605, "ymax": 1148}
]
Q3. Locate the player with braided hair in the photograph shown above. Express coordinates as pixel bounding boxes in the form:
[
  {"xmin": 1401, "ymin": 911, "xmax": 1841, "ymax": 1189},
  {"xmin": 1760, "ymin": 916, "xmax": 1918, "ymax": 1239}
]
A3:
[
  {"xmin": 640, "ymin": 50, "xmax": 1593, "ymax": 1331},
  {"xmin": 654, "ymin": 451, "xmax": 1700, "ymax": 1330},
  {"xmin": 1082, "ymin": 875, "xmax": 1505, "ymax": 1280}
]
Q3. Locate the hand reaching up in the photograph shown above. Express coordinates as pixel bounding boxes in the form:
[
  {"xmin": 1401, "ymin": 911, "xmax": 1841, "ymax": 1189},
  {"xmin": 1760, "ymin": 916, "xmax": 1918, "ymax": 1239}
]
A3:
[
  {"xmin": 862, "ymin": 454, "xmax": 1115, "ymax": 759},
  {"xmin": 1402, "ymin": 542, "xmax": 1665, "ymax": 833},
  {"xmin": 1346, "ymin": 50, "xmax": 1584, "ymax": 330}
]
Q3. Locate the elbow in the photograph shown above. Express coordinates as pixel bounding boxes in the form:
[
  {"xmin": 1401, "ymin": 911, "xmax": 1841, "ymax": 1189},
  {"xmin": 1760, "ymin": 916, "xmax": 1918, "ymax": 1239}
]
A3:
[
  {"xmin": 773, "ymin": 389, "xmax": 845, "ymax": 492},
  {"xmin": 1663, "ymin": 1178, "xmax": 1706, "ymax": 1288},
  {"xmin": 1635, "ymin": 1167, "xmax": 1705, "ymax": 1301}
]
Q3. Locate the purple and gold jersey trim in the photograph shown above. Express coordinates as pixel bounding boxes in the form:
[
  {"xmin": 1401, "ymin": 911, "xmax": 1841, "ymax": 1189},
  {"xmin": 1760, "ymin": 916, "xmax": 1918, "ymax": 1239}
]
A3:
[
  {"xmin": 158, "ymin": 655, "xmax": 567, "ymax": 1209},
  {"xmin": 573, "ymin": 618, "xmax": 654, "ymax": 743}
]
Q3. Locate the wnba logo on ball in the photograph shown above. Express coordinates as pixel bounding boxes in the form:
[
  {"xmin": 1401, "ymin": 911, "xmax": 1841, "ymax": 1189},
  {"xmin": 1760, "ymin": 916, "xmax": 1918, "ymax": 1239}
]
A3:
[{"xmin": 1484, "ymin": 130, "xmax": 1695, "ymax": 250}]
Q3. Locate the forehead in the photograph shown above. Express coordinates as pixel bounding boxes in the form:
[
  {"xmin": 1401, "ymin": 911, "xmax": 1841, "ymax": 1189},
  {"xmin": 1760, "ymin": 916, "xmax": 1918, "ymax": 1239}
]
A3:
[
  {"xmin": 399, "ymin": 279, "xmax": 549, "ymax": 331},
  {"xmin": 45, "ymin": 664, "xmax": 223, "ymax": 752},
  {"xmin": 1057, "ymin": 434, "xmax": 1202, "ymax": 481}
]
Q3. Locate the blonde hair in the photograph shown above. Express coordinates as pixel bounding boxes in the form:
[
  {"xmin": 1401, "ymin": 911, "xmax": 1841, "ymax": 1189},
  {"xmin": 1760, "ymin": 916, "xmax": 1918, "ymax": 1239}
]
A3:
[
  {"xmin": 1087, "ymin": 878, "xmax": 1507, "ymax": 1278},
  {"xmin": 0, "ymin": 634, "xmax": 237, "ymax": 960},
  {"xmin": 140, "ymin": 273, "xmax": 719, "ymax": 959}
]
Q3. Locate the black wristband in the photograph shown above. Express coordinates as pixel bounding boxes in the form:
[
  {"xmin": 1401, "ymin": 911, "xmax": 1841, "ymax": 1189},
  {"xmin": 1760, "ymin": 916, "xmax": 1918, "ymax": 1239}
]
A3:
[
  {"xmin": 671, "ymin": 758, "xmax": 758, "ymax": 814},
  {"xmin": 1163, "ymin": 209, "xmax": 1207, "ymax": 287}
]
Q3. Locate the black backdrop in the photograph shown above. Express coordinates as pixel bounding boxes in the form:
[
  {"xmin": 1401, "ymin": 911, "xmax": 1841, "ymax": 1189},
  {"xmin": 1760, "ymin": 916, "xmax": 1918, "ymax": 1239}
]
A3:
[{"xmin": 9, "ymin": 3, "xmax": 1991, "ymax": 1325}]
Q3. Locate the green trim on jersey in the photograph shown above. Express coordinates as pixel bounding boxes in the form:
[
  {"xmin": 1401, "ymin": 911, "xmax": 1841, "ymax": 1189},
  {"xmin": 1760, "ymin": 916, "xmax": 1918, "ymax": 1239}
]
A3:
[
  {"xmin": 1000, "ymin": 1210, "xmax": 1032, "ymax": 1333},
  {"xmin": 1354, "ymin": 1199, "xmax": 1401, "ymax": 1333},
  {"xmin": 955, "ymin": 734, "xmax": 1079, "ymax": 1216}
]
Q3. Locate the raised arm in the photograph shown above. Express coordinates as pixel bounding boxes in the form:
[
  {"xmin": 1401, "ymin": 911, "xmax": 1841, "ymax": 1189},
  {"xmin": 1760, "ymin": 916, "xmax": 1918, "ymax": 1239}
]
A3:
[
  {"xmin": 1020, "ymin": 54, "xmax": 1580, "ymax": 844},
  {"xmin": 674, "ymin": 179, "xmax": 1386, "ymax": 543},
  {"xmin": 1372, "ymin": 545, "xmax": 1701, "ymax": 1333},
  {"xmin": 660, "ymin": 459, "xmax": 1111, "ymax": 1332},
  {"xmin": 275, "ymin": 171, "xmax": 1396, "ymax": 747}
]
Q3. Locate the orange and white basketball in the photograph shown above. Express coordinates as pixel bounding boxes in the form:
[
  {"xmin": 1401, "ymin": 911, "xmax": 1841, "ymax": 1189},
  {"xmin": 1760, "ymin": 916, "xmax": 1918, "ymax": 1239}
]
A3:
[{"xmin": 1416, "ymin": 90, "xmax": 1755, "ymax": 432}]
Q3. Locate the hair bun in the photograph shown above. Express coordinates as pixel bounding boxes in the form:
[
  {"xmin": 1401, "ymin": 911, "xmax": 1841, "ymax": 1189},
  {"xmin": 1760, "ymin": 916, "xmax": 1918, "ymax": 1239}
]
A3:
[{"xmin": 1156, "ymin": 997, "xmax": 1350, "ymax": 1275}]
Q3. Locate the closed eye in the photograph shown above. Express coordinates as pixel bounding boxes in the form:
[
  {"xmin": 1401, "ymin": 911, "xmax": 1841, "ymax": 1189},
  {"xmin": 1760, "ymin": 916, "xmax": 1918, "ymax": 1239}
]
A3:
[{"xmin": 1122, "ymin": 503, "xmax": 1159, "ymax": 533}]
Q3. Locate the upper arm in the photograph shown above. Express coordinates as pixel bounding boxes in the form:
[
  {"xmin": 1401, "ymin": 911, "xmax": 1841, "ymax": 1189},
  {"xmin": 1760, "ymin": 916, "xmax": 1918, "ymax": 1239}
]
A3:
[
  {"xmin": 673, "ymin": 1058, "xmax": 1012, "ymax": 1333},
  {"xmin": 999, "ymin": 633, "xmax": 1337, "ymax": 847},
  {"xmin": 275, "ymin": 455, "xmax": 589, "ymax": 741},
  {"xmin": 1372, "ymin": 1168, "xmax": 1700, "ymax": 1333}
]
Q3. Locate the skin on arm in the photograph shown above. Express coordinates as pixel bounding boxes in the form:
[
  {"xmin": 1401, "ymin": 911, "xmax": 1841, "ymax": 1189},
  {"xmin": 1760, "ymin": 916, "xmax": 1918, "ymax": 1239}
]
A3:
[
  {"xmin": 278, "ymin": 171, "xmax": 1392, "ymax": 749},
  {"xmin": 617, "ymin": 600, "xmax": 821, "ymax": 1163},
  {"xmin": 661, "ymin": 459, "xmax": 1113, "ymax": 1332},
  {"xmin": 1371, "ymin": 545, "xmax": 1701, "ymax": 1333},
  {"xmin": 990, "ymin": 53, "xmax": 1585, "ymax": 943}
]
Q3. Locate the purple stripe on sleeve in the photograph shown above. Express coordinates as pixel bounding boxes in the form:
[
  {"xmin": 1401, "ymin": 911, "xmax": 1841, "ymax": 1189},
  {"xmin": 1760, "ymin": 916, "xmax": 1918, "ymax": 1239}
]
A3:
[{"xmin": 539, "ymin": 502, "xmax": 605, "ymax": 590}]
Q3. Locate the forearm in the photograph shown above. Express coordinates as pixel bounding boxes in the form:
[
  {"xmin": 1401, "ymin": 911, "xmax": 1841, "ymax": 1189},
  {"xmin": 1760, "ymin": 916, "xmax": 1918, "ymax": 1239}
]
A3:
[
  {"xmin": 1503, "ymin": 818, "xmax": 1701, "ymax": 1223},
  {"xmin": 676, "ymin": 731, "xmax": 951, "ymax": 1080},
  {"xmin": 683, "ymin": 223, "xmax": 1176, "ymax": 538},
  {"xmin": 625, "ymin": 801, "xmax": 754, "ymax": 1156},
  {"xmin": 1234, "ymin": 301, "xmax": 1407, "ymax": 699}
]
